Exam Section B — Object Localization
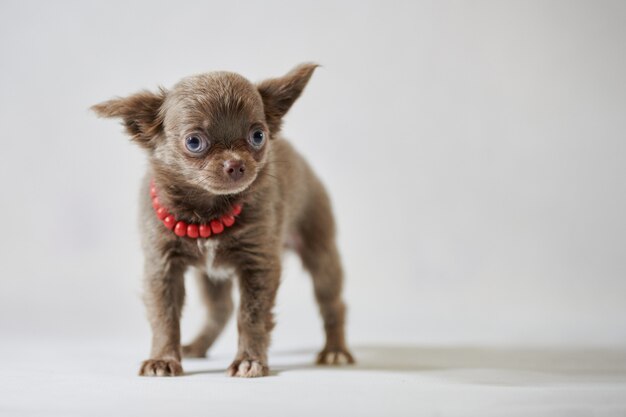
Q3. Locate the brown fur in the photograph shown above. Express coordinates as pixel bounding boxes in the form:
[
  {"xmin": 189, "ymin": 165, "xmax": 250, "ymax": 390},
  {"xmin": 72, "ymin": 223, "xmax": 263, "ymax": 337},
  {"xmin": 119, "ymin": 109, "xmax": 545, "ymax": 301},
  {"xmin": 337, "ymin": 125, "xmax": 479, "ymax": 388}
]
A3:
[{"xmin": 92, "ymin": 63, "xmax": 354, "ymax": 377}]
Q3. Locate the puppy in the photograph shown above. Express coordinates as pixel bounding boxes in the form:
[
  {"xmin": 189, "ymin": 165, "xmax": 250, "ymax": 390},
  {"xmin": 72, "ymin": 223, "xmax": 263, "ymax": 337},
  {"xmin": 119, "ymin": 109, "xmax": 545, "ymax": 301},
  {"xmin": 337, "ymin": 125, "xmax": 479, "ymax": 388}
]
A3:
[{"xmin": 92, "ymin": 63, "xmax": 354, "ymax": 377}]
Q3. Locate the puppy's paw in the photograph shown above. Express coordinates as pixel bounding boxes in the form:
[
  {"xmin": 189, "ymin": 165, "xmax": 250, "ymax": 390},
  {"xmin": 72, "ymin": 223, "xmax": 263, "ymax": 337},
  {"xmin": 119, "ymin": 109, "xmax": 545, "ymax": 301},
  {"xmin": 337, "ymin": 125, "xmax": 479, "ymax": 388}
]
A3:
[
  {"xmin": 316, "ymin": 347, "xmax": 356, "ymax": 365},
  {"xmin": 182, "ymin": 343, "xmax": 208, "ymax": 358},
  {"xmin": 139, "ymin": 359, "xmax": 183, "ymax": 377},
  {"xmin": 227, "ymin": 358, "xmax": 268, "ymax": 378}
]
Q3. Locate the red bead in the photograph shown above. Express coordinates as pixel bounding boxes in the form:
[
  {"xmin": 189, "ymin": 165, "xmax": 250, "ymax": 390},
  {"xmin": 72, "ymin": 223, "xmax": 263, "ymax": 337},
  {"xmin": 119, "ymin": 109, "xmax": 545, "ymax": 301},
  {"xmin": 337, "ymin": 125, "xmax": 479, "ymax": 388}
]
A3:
[
  {"xmin": 232, "ymin": 204, "xmax": 242, "ymax": 216},
  {"xmin": 150, "ymin": 187, "xmax": 157, "ymax": 198},
  {"xmin": 221, "ymin": 214, "xmax": 235, "ymax": 227},
  {"xmin": 152, "ymin": 197, "xmax": 160, "ymax": 210},
  {"xmin": 156, "ymin": 207, "xmax": 168, "ymax": 220},
  {"xmin": 187, "ymin": 224, "xmax": 199, "ymax": 238},
  {"xmin": 210, "ymin": 219, "xmax": 224, "ymax": 234},
  {"xmin": 163, "ymin": 215, "xmax": 176, "ymax": 230},
  {"xmin": 199, "ymin": 224, "xmax": 212, "ymax": 238},
  {"xmin": 174, "ymin": 221, "xmax": 187, "ymax": 237}
]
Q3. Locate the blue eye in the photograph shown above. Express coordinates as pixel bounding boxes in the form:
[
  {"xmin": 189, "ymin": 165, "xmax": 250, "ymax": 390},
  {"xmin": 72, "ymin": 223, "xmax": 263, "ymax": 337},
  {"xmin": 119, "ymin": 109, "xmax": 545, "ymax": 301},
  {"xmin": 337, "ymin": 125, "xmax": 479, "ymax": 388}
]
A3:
[
  {"xmin": 249, "ymin": 129, "xmax": 265, "ymax": 148},
  {"xmin": 185, "ymin": 134, "xmax": 207, "ymax": 153}
]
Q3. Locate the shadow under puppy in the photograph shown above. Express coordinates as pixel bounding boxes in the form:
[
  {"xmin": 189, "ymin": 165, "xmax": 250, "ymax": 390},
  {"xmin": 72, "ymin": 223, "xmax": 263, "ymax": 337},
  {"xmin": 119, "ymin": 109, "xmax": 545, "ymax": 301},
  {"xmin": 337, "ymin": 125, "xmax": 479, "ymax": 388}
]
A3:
[{"xmin": 92, "ymin": 63, "xmax": 354, "ymax": 377}]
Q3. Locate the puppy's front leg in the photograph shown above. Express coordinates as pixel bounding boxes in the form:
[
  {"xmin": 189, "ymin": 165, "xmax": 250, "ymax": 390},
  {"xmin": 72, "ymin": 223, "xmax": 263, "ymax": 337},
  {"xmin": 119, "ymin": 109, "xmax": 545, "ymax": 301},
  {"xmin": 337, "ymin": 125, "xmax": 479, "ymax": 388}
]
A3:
[
  {"xmin": 139, "ymin": 258, "xmax": 186, "ymax": 377},
  {"xmin": 227, "ymin": 258, "xmax": 280, "ymax": 378}
]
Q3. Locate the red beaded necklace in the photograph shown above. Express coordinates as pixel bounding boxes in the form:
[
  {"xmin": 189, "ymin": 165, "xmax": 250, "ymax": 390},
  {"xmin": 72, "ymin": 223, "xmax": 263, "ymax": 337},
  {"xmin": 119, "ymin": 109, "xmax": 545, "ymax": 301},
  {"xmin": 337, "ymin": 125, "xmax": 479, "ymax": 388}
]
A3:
[{"xmin": 150, "ymin": 179, "xmax": 242, "ymax": 239}]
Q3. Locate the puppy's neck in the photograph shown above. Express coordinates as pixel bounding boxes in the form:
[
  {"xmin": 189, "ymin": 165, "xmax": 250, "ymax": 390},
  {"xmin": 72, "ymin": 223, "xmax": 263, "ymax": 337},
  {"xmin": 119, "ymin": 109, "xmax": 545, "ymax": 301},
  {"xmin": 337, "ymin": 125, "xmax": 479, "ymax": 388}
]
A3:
[{"xmin": 151, "ymin": 171, "xmax": 241, "ymax": 223}]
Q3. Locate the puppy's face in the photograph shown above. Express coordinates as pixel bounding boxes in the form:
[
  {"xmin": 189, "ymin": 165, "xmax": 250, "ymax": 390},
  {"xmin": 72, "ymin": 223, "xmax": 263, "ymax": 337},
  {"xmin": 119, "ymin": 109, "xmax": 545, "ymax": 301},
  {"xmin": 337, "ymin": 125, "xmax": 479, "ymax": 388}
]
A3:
[
  {"xmin": 156, "ymin": 73, "xmax": 269, "ymax": 194},
  {"xmin": 92, "ymin": 63, "xmax": 318, "ymax": 195}
]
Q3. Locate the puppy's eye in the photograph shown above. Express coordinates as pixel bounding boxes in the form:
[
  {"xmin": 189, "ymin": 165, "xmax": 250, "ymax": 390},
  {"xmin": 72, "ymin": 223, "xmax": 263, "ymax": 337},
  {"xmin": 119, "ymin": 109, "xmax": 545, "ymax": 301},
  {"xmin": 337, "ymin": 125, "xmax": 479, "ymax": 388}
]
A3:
[
  {"xmin": 185, "ymin": 134, "xmax": 208, "ymax": 153},
  {"xmin": 248, "ymin": 129, "xmax": 265, "ymax": 148}
]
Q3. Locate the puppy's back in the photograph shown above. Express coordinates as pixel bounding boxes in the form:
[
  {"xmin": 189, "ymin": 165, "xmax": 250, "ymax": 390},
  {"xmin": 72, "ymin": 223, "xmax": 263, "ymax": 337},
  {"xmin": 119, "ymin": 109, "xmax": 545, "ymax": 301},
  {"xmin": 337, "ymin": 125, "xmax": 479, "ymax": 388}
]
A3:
[{"xmin": 270, "ymin": 138, "xmax": 337, "ymax": 242}]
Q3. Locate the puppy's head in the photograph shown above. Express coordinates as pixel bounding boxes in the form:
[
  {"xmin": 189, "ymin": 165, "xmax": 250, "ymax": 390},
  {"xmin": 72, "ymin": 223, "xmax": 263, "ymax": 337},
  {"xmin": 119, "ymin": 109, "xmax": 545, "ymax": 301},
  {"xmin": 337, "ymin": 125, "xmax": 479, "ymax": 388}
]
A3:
[{"xmin": 92, "ymin": 63, "xmax": 317, "ymax": 195}]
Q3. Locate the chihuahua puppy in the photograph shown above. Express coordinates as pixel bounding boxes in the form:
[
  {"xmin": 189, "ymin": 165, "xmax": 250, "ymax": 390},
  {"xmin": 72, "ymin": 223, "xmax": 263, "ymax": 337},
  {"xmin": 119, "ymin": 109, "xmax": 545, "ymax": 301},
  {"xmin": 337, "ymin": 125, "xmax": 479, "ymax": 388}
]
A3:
[{"xmin": 92, "ymin": 64, "xmax": 354, "ymax": 377}]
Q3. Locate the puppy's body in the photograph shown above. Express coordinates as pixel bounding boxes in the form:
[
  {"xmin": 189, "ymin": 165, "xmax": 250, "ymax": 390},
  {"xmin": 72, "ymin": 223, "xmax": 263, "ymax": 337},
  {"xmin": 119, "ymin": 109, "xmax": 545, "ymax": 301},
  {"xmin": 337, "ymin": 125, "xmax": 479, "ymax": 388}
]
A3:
[{"xmin": 93, "ymin": 64, "xmax": 353, "ymax": 377}]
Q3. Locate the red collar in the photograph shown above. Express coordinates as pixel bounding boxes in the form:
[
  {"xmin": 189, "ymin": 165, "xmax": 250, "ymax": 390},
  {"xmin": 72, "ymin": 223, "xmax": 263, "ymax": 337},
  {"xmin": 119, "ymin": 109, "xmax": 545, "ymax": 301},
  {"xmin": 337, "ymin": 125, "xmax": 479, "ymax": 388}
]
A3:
[{"xmin": 150, "ymin": 179, "xmax": 242, "ymax": 239}]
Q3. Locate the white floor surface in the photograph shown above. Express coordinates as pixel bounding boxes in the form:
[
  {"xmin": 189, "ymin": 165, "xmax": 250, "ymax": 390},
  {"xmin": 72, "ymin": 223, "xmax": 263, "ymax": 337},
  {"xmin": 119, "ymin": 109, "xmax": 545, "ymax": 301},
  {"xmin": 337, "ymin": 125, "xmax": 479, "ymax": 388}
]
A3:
[{"xmin": 2, "ymin": 338, "xmax": 626, "ymax": 417}]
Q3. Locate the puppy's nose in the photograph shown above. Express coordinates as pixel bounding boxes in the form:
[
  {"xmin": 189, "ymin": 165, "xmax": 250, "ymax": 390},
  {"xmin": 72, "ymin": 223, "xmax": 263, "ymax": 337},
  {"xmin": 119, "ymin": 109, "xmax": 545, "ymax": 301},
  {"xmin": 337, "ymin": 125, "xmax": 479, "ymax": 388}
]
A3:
[{"xmin": 223, "ymin": 160, "xmax": 246, "ymax": 181}]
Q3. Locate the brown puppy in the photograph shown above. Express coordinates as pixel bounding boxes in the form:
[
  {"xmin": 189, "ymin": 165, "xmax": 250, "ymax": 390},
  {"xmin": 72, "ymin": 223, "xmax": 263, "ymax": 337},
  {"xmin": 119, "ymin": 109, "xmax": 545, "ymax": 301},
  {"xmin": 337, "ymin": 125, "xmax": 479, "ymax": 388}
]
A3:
[{"xmin": 92, "ymin": 64, "xmax": 354, "ymax": 377}]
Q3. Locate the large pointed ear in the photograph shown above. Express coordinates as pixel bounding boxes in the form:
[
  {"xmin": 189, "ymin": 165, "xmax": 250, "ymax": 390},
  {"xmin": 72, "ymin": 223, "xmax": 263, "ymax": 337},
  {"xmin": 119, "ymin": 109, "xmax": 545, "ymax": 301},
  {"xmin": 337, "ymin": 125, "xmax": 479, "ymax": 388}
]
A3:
[
  {"xmin": 257, "ymin": 63, "xmax": 319, "ymax": 135},
  {"xmin": 91, "ymin": 88, "xmax": 166, "ymax": 148}
]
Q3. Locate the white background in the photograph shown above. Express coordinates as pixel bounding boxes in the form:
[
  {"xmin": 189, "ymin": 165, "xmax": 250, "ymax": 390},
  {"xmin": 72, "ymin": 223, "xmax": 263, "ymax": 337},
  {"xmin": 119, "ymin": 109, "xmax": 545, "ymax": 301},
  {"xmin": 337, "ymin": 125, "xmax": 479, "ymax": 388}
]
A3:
[{"xmin": 1, "ymin": 1, "xmax": 625, "ymax": 416}]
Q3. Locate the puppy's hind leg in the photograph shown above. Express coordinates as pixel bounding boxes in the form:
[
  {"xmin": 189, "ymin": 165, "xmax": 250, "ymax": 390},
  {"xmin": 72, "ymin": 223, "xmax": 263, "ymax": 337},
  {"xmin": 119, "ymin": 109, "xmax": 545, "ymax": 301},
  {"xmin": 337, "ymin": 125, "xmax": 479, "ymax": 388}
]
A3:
[
  {"xmin": 298, "ymin": 204, "xmax": 355, "ymax": 365},
  {"xmin": 182, "ymin": 271, "xmax": 234, "ymax": 358}
]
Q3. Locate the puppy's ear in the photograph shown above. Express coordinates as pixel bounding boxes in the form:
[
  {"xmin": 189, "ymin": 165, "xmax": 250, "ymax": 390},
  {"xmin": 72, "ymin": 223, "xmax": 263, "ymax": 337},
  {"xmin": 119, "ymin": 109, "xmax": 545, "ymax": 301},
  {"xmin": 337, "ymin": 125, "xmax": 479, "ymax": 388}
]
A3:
[
  {"xmin": 257, "ymin": 63, "xmax": 319, "ymax": 134},
  {"xmin": 91, "ymin": 88, "xmax": 166, "ymax": 148}
]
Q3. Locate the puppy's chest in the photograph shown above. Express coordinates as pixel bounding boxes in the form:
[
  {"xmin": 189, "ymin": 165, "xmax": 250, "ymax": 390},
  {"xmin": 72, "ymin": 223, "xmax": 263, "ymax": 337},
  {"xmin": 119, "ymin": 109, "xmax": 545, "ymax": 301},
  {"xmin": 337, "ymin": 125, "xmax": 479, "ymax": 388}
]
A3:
[{"xmin": 197, "ymin": 239, "xmax": 236, "ymax": 281}]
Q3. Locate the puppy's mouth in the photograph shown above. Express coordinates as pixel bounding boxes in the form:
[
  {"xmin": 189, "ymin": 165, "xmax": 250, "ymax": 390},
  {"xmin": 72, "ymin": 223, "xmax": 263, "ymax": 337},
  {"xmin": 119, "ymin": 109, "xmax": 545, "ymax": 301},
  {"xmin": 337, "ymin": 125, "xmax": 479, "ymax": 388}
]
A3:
[
  {"xmin": 205, "ymin": 179, "xmax": 255, "ymax": 195},
  {"xmin": 198, "ymin": 171, "xmax": 258, "ymax": 195},
  {"xmin": 189, "ymin": 155, "xmax": 261, "ymax": 195}
]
